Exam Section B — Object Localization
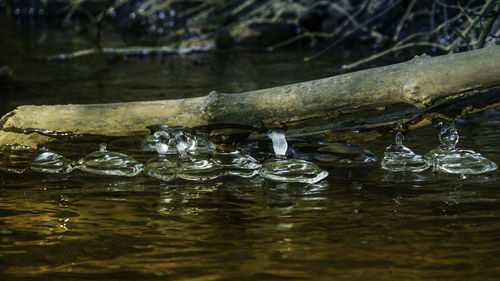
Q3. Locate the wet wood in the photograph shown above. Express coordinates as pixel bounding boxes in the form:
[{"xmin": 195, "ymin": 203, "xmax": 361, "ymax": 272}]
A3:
[{"xmin": 1, "ymin": 46, "xmax": 500, "ymax": 148}]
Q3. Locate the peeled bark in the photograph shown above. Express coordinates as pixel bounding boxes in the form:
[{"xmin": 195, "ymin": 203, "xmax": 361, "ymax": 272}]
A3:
[{"xmin": 1, "ymin": 46, "xmax": 500, "ymax": 148}]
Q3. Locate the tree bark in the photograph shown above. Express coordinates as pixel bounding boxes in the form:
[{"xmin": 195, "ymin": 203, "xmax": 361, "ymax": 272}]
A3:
[{"xmin": 1, "ymin": 46, "xmax": 500, "ymax": 148}]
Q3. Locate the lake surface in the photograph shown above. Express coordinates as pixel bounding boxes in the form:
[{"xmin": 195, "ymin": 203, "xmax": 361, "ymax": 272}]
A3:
[{"xmin": 1, "ymin": 12, "xmax": 500, "ymax": 281}]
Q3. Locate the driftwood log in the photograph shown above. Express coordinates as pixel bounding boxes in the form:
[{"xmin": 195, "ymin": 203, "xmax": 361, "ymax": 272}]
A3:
[{"xmin": 1, "ymin": 46, "xmax": 500, "ymax": 149}]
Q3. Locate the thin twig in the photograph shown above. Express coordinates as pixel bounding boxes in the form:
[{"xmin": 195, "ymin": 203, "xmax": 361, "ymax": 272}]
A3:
[
  {"xmin": 331, "ymin": 2, "xmax": 384, "ymax": 41},
  {"xmin": 341, "ymin": 42, "xmax": 449, "ymax": 70},
  {"xmin": 392, "ymin": 0, "xmax": 416, "ymax": 41},
  {"xmin": 341, "ymin": 0, "xmax": 492, "ymax": 70},
  {"xmin": 476, "ymin": 0, "xmax": 500, "ymax": 48},
  {"xmin": 266, "ymin": 0, "xmax": 370, "ymax": 51},
  {"xmin": 304, "ymin": 0, "xmax": 403, "ymax": 62}
]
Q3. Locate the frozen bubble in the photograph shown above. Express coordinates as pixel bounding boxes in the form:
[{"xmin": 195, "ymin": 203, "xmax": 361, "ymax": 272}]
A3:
[
  {"xmin": 425, "ymin": 148, "xmax": 497, "ymax": 175},
  {"xmin": 381, "ymin": 132, "xmax": 430, "ymax": 172},
  {"xmin": 144, "ymin": 126, "xmax": 209, "ymax": 156},
  {"xmin": 155, "ymin": 141, "xmax": 169, "ymax": 156},
  {"xmin": 262, "ymin": 130, "xmax": 328, "ymax": 183},
  {"xmin": 177, "ymin": 157, "xmax": 224, "ymax": 181},
  {"xmin": 144, "ymin": 158, "xmax": 177, "ymax": 182},
  {"xmin": 382, "ymin": 152, "xmax": 430, "ymax": 172},
  {"xmin": 146, "ymin": 154, "xmax": 223, "ymax": 182},
  {"xmin": 77, "ymin": 143, "xmax": 143, "ymax": 177},
  {"xmin": 173, "ymin": 129, "xmax": 197, "ymax": 158},
  {"xmin": 424, "ymin": 120, "xmax": 497, "ymax": 175},
  {"xmin": 211, "ymin": 151, "xmax": 261, "ymax": 178},
  {"xmin": 154, "ymin": 131, "xmax": 176, "ymax": 155},
  {"xmin": 31, "ymin": 151, "xmax": 74, "ymax": 174},
  {"xmin": 259, "ymin": 159, "xmax": 328, "ymax": 184},
  {"xmin": 437, "ymin": 121, "xmax": 459, "ymax": 150}
]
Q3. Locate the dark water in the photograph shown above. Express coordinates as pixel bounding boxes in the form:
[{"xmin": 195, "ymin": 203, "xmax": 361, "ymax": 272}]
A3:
[{"xmin": 1, "ymin": 14, "xmax": 500, "ymax": 281}]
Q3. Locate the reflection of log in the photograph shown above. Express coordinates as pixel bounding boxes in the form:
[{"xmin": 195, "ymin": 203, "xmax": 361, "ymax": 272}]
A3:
[{"xmin": 1, "ymin": 46, "xmax": 500, "ymax": 148}]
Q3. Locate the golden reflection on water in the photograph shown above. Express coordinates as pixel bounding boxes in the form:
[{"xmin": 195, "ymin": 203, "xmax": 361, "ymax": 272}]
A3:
[{"xmin": 2, "ymin": 139, "xmax": 500, "ymax": 281}]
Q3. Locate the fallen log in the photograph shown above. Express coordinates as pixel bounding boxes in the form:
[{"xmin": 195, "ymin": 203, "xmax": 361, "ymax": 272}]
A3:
[{"xmin": 1, "ymin": 46, "xmax": 500, "ymax": 149}]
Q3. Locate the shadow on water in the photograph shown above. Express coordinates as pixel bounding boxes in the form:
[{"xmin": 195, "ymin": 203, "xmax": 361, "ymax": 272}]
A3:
[{"xmin": 1, "ymin": 10, "xmax": 500, "ymax": 281}]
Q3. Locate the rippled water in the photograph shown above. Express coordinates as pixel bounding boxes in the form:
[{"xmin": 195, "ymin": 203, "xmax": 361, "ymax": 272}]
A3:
[{"xmin": 1, "ymin": 14, "xmax": 500, "ymax": 281}]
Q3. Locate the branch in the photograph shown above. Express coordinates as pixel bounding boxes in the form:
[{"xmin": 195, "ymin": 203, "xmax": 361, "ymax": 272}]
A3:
[
  {"xmin": 392, "ymin": 0, "xmax": 417, "ymax": 42},
  {"xmin": 476, "ymin": 0, "xmax": 500, "ymax": 48},
  {"xmin": 2, "ymin": 46, "xmax": 500, "ymax": 148}
]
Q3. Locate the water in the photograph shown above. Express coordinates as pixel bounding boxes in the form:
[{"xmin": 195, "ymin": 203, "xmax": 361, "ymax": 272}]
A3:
[{"xmin": 2, "ymin": 15, "xmax": 500, "ymax": 280}]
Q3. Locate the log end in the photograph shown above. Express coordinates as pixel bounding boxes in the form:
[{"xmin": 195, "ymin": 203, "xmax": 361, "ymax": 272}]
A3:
[{"xmin": 0, "ymin": 131, "xmax": 56, "ymax": 149}]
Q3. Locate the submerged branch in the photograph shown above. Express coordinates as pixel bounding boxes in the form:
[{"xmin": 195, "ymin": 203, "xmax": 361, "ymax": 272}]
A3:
[
  {"xmin": 47, "ymin": 44, "xmax": 214, "ymax": 61},
  {"xmin": 2, "ymin": 46, "xmax": 500, "ymax": 148}
]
